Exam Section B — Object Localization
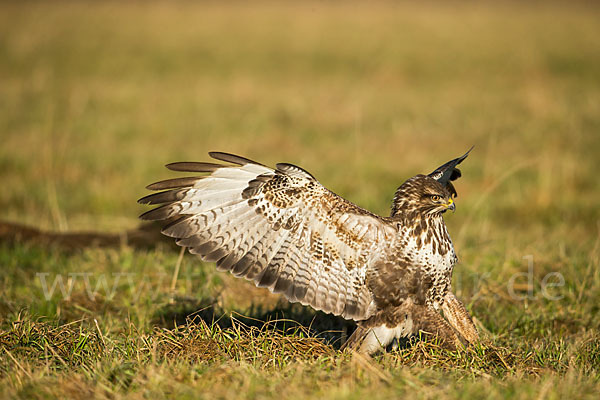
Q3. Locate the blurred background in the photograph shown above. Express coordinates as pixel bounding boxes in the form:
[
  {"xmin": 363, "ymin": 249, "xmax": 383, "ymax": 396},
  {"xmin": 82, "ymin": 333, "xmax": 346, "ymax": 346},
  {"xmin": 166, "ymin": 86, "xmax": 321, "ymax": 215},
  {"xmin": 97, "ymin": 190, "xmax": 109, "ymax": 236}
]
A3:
[
  {"xmin": 1, "ymin": 0, "xmax": 598, "ymax": 234},
  {"xmin": 0, "ymin": 0, "xmax": 598, "ymax": 311}
]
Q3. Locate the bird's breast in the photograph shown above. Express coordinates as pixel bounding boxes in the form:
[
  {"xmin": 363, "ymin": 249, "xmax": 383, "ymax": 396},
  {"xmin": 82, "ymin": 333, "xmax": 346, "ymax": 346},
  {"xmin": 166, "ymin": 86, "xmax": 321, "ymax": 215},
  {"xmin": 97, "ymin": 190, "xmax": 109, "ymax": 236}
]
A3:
[{"xmin": 393, "ymin": 219, "xmax": 457, "ymax": 307}]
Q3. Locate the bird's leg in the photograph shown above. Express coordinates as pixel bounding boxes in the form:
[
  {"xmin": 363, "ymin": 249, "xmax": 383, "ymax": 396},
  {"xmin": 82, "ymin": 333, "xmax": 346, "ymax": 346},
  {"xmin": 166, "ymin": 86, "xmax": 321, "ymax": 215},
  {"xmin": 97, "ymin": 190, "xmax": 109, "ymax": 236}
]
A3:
[
  {"xmin": 441, "ymin": 291, "xmax": 479, "ymax": 344},
  {"xmin": 342, "ymin": 302, "xmax": 414, "ymax": 355},
  {"xmin": 342, "ymin": 300, "xmax": 464, "ymax": 355},
  {"xmin": 409, "ymin": 304, "xmax": 463, "ymax": 350},
  {"xmin": 343, "ymin": 320, "xmax": 412, "ymax": 355},
  {"xmin": 340, "ymin": 323, "xmax": 371, "ymax": 353}
]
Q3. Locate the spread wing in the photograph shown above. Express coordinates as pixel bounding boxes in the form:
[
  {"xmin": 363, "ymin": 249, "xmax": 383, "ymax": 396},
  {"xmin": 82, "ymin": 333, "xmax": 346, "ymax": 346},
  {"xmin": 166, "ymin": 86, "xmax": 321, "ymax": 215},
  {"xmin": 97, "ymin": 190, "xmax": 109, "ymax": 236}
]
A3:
[{"xmin": 139, "ymin": 152, "xmax": 396, "ymax": 320}]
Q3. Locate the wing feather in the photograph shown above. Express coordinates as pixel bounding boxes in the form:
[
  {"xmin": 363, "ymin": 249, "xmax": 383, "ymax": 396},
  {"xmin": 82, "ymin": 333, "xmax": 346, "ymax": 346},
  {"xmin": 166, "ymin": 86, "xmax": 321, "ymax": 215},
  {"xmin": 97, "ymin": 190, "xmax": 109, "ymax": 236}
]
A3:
[{"xmin": 139, "ymin": 153, "xmax": 396, "ymax": 321}]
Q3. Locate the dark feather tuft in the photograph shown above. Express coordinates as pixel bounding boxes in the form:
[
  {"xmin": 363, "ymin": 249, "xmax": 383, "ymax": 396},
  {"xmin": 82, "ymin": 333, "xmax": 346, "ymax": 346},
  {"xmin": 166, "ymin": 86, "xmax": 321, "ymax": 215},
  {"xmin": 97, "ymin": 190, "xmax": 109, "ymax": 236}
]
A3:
[{"xmin": 428, "ymin": 147, "xmax": 473, "ymax": 196}]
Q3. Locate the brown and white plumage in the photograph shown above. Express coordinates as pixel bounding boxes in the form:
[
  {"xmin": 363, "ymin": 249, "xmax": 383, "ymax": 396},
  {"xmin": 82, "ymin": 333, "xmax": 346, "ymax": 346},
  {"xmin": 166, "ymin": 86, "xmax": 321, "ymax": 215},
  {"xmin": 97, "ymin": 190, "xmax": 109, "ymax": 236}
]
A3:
[{"xmin": 139, "ymin": 150, "xmax": 478, "ymax": 354}]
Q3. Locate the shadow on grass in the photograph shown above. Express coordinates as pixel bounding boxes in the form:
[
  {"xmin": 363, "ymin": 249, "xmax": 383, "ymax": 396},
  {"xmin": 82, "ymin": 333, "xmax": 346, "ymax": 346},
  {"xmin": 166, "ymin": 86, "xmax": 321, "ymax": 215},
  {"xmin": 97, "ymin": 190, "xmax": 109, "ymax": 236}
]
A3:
[{"xmin": 153, "ymin": 296, "xmax": 357, "ymax": 350}]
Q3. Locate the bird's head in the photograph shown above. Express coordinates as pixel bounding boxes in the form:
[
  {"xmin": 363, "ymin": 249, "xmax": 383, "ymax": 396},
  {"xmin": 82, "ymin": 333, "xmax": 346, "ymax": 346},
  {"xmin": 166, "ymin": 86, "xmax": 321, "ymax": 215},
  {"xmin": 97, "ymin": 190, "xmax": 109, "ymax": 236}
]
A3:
[
  {"xmin": 391, "ymin": 175, "xmax": 456, "ymax": 218},
  {"xmin": 391, "ymin": 148, "xmax": 472, "ymax": 219}
]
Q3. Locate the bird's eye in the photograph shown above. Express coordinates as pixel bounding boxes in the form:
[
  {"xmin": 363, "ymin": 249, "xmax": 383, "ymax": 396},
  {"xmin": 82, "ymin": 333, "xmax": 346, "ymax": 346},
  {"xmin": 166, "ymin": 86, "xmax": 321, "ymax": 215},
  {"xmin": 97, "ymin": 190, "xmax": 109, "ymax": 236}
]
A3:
[{"xmin": 430, "ymin": 195, "xmax": 442, "ymax": 202}]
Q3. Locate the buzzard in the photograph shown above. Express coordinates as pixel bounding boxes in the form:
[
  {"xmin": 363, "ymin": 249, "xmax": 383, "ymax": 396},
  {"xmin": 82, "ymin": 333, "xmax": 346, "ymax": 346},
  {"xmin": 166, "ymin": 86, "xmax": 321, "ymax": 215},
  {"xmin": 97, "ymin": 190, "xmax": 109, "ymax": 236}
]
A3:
[{"xmin": 139, "ymin": 150, "xmax": 479, "ymax": 354}]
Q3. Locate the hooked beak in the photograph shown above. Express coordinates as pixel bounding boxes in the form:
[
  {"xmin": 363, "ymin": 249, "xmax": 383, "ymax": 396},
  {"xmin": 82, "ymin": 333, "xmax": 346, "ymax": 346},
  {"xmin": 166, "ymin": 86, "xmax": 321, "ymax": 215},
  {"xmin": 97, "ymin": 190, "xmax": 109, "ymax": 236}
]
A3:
[{"xmin": 446, "ymin": 198, "xmax": 456, "ymax": 212}]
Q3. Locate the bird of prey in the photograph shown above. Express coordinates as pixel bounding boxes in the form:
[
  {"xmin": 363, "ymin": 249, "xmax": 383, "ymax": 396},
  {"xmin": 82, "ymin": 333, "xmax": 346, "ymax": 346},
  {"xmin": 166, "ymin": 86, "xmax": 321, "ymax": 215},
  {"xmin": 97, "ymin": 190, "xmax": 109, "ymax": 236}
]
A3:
[{"xmin": 139, "ymin": 150, "xmax": 479, "ymax": 354}]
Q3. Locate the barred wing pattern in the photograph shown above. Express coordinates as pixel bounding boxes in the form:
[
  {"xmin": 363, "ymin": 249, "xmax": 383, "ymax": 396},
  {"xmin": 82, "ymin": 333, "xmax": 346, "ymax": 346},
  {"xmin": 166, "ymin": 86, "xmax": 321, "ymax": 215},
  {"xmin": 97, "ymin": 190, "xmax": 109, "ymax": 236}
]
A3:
[{"xmin": 139, "ymin": 153, "xmax": 396, "ymax": 321}]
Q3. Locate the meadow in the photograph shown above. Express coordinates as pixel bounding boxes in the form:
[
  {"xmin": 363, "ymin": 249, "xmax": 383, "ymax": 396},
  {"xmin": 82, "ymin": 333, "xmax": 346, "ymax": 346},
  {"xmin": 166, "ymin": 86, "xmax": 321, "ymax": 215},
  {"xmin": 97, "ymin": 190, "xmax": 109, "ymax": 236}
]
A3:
[{"xmin": 1, "ymin": 1, "xmax": 599, "ymax": 398}]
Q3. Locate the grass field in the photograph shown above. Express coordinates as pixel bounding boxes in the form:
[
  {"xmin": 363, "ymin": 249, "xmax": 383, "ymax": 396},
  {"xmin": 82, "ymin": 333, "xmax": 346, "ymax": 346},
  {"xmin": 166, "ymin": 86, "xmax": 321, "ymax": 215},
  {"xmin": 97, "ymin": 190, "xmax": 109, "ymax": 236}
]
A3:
[{"xmin": 1, "ymin": 1, "xmax": 600, "ymax": 398}]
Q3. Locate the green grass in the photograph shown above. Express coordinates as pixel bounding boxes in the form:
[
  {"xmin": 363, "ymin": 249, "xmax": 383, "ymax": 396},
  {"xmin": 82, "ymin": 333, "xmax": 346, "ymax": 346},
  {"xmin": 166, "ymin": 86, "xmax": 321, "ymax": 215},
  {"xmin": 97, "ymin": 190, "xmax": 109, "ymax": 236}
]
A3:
[{"xmin": 1, "ymin": 1, "xmax": 600, "ymax": 398}]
